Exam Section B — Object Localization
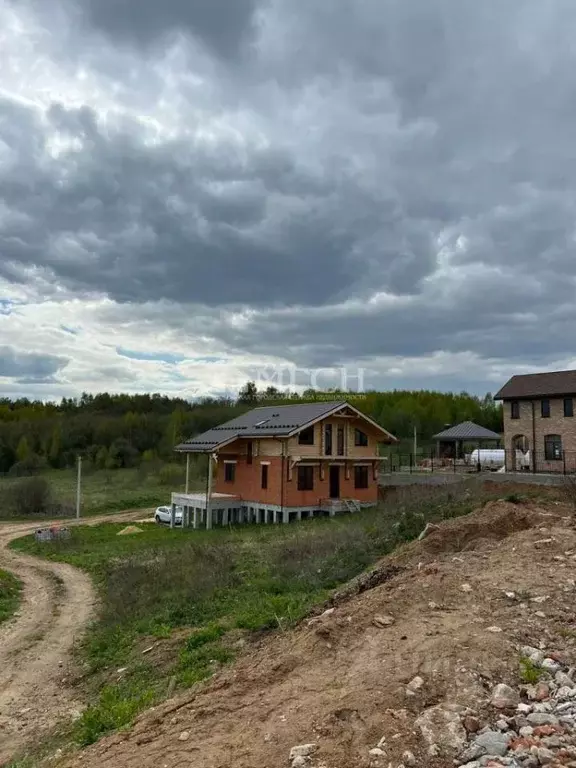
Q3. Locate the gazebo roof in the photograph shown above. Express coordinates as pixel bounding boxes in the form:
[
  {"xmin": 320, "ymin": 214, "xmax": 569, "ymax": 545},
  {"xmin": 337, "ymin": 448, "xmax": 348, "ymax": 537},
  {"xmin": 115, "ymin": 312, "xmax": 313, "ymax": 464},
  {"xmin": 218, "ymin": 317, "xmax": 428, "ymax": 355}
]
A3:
[{"xmin": 432, "ymin": 421, "xmax": 501, "ymax": 442}]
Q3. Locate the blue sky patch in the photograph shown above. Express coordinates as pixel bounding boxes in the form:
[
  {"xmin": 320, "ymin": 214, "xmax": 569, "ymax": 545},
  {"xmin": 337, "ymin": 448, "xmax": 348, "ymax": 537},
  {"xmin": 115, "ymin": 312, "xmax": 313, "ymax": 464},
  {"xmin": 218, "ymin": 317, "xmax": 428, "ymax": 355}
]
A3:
[{"xmin": 117, "ymin": 347, "xmax": 186, "ymax": 364}]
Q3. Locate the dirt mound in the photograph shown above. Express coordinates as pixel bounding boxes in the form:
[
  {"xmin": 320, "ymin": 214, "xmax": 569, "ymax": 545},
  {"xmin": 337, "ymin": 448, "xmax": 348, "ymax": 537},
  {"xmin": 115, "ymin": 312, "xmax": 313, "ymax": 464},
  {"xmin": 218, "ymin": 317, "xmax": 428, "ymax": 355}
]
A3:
[
  {"xmin": 116, "ymin": 525, "xmax": 143, "ymax": 536},
  {"xmin": 415, "ymin": 500, "xmax": 543, "ymax": 555},
  {"xmin": 60, "ymin": 498, "xmax": 576, "ymax": 768}
]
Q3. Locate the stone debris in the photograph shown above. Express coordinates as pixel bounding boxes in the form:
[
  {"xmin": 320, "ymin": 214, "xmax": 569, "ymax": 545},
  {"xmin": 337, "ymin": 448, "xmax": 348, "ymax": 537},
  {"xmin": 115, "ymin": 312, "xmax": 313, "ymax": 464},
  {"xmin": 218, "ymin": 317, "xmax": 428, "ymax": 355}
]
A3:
[
  {"xmin": 289, "ymin": 743, "xmax": 318, "ymax": 766},
  {"xmin": 405, "ymin": 676, "xmax": 425, "ymax": 695},
  {"xmin": 451, "ymin": 645, "xmax": 576, "ymax": 768},
  {"xmin": 373, "ymin": 614, "xmax": 395, "ymax": 628}
]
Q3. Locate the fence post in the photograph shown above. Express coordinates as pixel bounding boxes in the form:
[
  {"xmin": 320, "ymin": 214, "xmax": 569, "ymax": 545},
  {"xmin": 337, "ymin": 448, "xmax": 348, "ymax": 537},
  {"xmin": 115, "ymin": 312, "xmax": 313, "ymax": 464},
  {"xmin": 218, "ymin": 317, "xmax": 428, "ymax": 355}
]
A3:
[
  {"xmin": 409, "ymin": 453, "xmax": 413, "ymax": 474},
  {"xmin": 430, "ymin": 449, "xmax": 434, "ymax": 473},
  {"xmin": 563, "ymin": 450, "xmax": 567, "ymax": 475}
]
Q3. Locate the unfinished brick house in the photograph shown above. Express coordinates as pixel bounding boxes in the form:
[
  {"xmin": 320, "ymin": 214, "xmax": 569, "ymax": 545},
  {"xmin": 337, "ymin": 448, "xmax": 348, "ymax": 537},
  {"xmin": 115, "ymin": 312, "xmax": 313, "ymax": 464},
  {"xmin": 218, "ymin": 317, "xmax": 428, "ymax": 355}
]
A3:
[
  {"xmin": 495, "ymin": 370, "xmax": 576, "ymax": 473},
  {"xmin": 171, "ymin": 401, "xmax": 397, "ymax": 528}
]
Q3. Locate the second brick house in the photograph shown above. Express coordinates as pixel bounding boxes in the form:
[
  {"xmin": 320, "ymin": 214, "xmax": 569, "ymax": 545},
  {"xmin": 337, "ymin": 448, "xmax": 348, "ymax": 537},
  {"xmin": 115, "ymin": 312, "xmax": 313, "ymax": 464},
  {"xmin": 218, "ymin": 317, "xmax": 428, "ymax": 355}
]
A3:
[{"xmin": 495, "ymin": 369, "xmax": 576, "ymax": 473}]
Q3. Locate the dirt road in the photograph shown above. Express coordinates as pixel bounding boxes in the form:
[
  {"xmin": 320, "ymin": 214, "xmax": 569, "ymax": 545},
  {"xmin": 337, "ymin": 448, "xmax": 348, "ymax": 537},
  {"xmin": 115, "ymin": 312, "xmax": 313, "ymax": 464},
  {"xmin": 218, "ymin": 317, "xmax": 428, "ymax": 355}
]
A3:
[{"xmin": 0, "ymin": 511, "xmax": 151, "ymax": 766}]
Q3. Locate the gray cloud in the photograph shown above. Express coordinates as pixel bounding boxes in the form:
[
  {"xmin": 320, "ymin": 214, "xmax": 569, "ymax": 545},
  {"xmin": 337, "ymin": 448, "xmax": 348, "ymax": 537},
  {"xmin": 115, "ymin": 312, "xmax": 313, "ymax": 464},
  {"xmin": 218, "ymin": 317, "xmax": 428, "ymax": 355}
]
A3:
[
  {"xmin": 2, "ymin": 0, "xmax": 576, "ymax": 393},
  {"xmin": 0, "ymin": 347, "xmax": 68, "ymax": 381}
]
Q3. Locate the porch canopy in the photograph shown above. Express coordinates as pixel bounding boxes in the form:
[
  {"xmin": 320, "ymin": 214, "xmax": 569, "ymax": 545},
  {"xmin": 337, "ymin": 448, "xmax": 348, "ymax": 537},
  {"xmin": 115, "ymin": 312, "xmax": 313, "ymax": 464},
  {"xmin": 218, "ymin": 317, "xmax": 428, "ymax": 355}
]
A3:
[{"xmin": 433, "ymin": 421, "xmax": 502, "ymax": 459}]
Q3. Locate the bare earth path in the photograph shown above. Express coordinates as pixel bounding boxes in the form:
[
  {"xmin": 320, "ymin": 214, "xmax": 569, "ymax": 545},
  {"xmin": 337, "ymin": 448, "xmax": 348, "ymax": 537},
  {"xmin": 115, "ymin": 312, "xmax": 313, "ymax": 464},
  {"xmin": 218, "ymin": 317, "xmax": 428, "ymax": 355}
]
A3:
[{"xmin": 0, "ymin": 511, "xmax": 150, "ymax": 766}]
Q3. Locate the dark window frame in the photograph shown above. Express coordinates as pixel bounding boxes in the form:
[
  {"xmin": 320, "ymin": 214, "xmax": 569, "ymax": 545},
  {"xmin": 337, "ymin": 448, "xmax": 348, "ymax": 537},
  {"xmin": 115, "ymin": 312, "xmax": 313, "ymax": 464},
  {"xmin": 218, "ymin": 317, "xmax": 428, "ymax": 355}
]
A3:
[
  {"xmin": 544, "ymin": 434, "xmax": 563, "ymax": 461},
  {"xmin": 224, "ymin": 462, "xmax": 236, "ymax": 483},
  {"xmin": 261, "ymin": 463, "xmax": 268, "ymax": 490},
  {"xmin": 297, "ymin": 465, "xmax": 314, "ymax": 491},
  {"xmin": 565, "ymin": 397, "xmax": 574, "ymax": 418},
  {"xmin": 510, "ymin": 401, "xmax": 520, "ymax": 420},
  {"xmin": 354, "ymin": 428, "xmax": 368, "ymax": 447},
  {"xmin": 541, "ymin": 399, "xmax": 551, "ymax": 418},
  {"xmin": 337, "ymin": 426, "xmax": 345, "ymax": 456},
  {"xmin": 298, "ymin": 426, "xmax": 315, "ymax": 446},
  {"xmin": 324, "ymin": 424, "xmax": 333, "ymax": 456},
  {"xmin": 247, "ymin": 441, "xmax": 253, "ymax": 465},
  {"xmin": 354, "ymin": 465, "xmax": 369, "ymax": 489}
]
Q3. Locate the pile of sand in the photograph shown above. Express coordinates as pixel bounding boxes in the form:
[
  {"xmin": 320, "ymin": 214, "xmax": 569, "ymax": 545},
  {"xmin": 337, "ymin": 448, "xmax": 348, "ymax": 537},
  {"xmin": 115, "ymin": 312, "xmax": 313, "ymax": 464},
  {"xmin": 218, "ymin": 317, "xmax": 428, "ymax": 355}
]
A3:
[{"xmin": 116, "ymin": 525, "xmax": 143, "ymax": 536}]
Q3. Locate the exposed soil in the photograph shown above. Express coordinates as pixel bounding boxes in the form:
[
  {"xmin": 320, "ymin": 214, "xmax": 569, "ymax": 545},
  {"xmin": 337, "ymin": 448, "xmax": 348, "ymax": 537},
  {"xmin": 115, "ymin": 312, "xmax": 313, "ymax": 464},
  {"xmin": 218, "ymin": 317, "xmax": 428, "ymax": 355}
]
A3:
[{"xmin": 0, "ymin": 510, "xmax": 154, "ymax": 766}]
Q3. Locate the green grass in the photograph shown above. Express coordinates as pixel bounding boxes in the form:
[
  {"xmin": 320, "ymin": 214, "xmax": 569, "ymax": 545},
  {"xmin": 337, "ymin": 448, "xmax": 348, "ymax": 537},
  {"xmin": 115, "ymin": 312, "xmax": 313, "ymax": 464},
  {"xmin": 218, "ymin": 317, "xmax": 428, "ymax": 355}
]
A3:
[
  {"xmin": 0, "ymin": 569, "xmax": 22, "ymax": 624},
  {"xmin": 10, "ymin": 480, "xmax": 496, "ymax": 748},
  {"xmin": 0, "ymin": 466, "xmax": 204, "ymax": 521},
  {"xmin": 519, "ymin": 656, "xmax": 544, "ymax": 684}
]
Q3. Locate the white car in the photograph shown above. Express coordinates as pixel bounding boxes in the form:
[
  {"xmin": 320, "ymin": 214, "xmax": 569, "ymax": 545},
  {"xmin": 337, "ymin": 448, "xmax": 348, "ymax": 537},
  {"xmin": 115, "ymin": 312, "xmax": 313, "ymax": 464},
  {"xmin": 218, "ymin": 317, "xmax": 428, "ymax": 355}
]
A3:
[{"xmin": 154, "ymin": 505, "xmax": 183, "ymax": 525}]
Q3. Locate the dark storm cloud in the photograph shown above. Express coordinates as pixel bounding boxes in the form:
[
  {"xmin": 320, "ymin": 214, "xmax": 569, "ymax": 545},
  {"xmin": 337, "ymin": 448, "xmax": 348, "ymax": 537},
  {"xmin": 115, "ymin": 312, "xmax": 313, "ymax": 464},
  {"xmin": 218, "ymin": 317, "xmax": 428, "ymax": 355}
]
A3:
[
  {"xmin": 0, "ymin": 346, "xmax": 68, "ymax": 380},
  {"xmin": 3, "ymin": 0, "xmax": 576, "ymax": 382}
]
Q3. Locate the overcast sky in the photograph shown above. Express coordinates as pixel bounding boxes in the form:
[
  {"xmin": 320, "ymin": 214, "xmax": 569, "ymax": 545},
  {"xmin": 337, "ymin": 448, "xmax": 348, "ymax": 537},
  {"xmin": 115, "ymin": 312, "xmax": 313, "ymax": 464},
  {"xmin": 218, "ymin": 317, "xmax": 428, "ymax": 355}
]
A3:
[{"xmin": 1, "ymin": 0, "xmax": 576, "ymax": 401}]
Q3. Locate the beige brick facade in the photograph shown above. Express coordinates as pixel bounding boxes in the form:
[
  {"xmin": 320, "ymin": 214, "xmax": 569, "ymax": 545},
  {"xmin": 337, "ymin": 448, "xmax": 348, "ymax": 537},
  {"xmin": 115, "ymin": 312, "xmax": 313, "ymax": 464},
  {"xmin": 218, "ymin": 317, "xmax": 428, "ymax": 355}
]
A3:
[{"xmin": 502, "ymin": 395, "xmax": 576, "ymax": 472}]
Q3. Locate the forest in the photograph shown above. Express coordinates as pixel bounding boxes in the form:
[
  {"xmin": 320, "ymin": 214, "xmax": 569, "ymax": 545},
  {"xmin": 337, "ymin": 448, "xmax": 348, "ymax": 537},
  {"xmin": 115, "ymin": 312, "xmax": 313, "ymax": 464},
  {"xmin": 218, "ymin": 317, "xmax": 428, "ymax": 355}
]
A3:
[{"xmin": 0, "ymin": 383, "xmax": 503, "ymax": 474}]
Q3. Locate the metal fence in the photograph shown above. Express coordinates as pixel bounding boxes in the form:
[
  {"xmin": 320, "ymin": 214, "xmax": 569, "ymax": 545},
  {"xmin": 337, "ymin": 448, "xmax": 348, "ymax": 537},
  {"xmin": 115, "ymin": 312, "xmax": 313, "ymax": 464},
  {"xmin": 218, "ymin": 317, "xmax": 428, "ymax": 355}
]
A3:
[{"xmin": 384, "ymin": 449, "xmax": 576, "ymax": 476}]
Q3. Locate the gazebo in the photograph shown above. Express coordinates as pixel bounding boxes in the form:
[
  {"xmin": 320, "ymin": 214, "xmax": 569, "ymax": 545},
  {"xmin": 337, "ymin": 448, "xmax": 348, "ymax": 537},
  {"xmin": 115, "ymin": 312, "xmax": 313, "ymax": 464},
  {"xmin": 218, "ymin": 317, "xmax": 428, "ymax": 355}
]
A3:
[{"xmin": 433, "ymin": 421, "xmax": 502, "ymax": 460}]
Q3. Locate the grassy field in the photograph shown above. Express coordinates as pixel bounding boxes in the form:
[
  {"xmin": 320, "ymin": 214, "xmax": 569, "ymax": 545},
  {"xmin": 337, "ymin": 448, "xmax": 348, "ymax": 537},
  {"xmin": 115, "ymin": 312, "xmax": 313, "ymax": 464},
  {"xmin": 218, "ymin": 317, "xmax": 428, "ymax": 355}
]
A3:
[
  {"xmin": 0, "ymin": 569, "xmax": 22, "ymax": 624},
  {"xmin": 0, "ymin": 465, "xmax": 205, "ymax": 520},
  {"xmin": 9, "ymin": 480, "xmax": 497, "ymax": 749}
]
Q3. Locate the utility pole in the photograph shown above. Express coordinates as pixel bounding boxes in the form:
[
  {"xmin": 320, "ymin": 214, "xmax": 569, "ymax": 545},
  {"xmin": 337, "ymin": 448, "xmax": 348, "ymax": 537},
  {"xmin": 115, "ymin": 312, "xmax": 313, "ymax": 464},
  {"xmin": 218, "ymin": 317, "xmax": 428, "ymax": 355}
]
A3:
[
  {"xmin": 413, "ymin": 425, "xmax": 418, "ymax": 457},
  {"xmin": 185, "ymin": 453, "xmax": 190, "ymax": 494},
  {"xmin": 76, "ymin": 455, "xmax": 82, "ymax": 520}
]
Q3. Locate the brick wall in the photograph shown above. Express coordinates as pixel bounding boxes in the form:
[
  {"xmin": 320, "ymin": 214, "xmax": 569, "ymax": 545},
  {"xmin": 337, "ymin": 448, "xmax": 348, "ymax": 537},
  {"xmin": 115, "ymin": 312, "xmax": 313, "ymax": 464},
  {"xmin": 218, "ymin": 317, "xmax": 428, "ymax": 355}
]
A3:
[
  {"xmin": 503, "ymin": 396, "xmax": 576, "ymax": 471},
  {"xmin": 214, "ymin": 454, "xmax": 378, "ymax": 507}
]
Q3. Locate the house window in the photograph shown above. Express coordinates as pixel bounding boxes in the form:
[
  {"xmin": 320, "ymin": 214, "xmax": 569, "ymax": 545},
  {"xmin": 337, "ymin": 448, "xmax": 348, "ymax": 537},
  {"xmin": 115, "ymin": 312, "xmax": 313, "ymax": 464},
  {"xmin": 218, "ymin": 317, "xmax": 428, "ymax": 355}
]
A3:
[
  {"xmin": 247, "ymin": 441, "xmax": 253, "ymax": 465},
  {"xmin": 541, "ymin": 399, "xmax": 551, "ymax": 418},
  {"xmin": 324, "ymin": 424, "xmax": 333, "ymax": 456},
  {"xmin": 224, "ymin": 463, "xmax": 236, "ymax": 482},
  {"xmin": 261, "ymin": 464, "xmax": 268, "ymax": 490},
  {"xmin": 298, "ymin": 426, "xmax": 315, "ymax": 445},
  {"xmin": 510, "ymin": 401, "xmax": 520, "ymax": 419},
  {"xmin": 297, "ymin": 465, "xmax": 314, "ymax": 491},
  {"xmin": 544, "ymin": 434, "xmax": 563, "ymax": 461},
  {"xmin": 354, "ymin": 429, "xmax": 368, "ymax": 447},
  {"xmin": 337, "ymin": 427, "xmax": 345, "ymax": 456},
  {"xmin": 565, "ymin": 398, "xmax": 574, "ymax": 418},
  {"xmin": 354, "ymin": 465, "xmax": 369, "ymax": 489}
]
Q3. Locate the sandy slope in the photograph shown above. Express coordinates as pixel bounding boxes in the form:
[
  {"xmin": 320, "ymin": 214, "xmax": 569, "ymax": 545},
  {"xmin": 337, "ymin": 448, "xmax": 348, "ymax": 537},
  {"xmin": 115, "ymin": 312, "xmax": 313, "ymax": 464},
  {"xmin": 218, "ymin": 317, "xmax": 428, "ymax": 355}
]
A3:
[{"xmin": 0, "ymin": 511, "xmax": 151, "ymax": 765}]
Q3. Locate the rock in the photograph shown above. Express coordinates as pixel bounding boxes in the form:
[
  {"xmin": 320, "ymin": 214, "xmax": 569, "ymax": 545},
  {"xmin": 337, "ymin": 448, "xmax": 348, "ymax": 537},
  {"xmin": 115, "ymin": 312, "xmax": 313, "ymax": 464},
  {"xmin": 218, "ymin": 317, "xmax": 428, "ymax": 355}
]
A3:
[
  {"xmin": 415, "ymin": 705, "xmax": 467, "ymax": 757},
  {"xmin": 178, "ymin": 731, "xmax": 190, "ymax": 741},
  {"xmin": 486, "ymin": 626, "xmax": 503, "ymax": 633},
  {"xmin": 526, "ymin": 712, "xmax": 559, "ymax": 726},
  {"xmin": 459, "ymin": 743, "xmax": 485, "ymax": 762},
  {"xmin": 542, "ymin": 658, "xmax": 561, "ymax": 673},
  {"xmin": 368, "ymin": 748, "xmax": 386, "ymax": 757},
  {"xmin": 534, "ymin": 682, "xmax": 551, "ymax": 701},
  {"xmin": 291, "ymin": 758, "xmax": 309, "ymax": 768},
  {"xmin": 463, "ymin": 715, "xmax": 481, "ymax": 733},
  {"xmin": 495, "ymin": 718, "xmax": 509, "ymax": 730},
  {"xmin": 401, "ymin": 750, "xmax": 416, "ymax": 766},
  {"xmin": 555, "ymin": 671, "xmax": 573, "ymax": 687},
  {"xmin": 373, "ymin": 615, "xmax": 395, "ymax": 628},
  {"xmin": 536, "ymin": 746, "xmax": 555, "ymax": 764},
  {"xmin": 519, "ymin": 725, "xmax": 534, "ymax": 737},
  {"xmin": 461, "ymin": 583, "xmax": 473, "ymax": 593},
  {"xmin": 474, "ymin": 729, "xmax": 512, "ymax": 756},
  {"xmin": 289, "ymin": 745, "xmax": 318, "ymax": 760},
  {"xmin": 517, "ymin": 703, "xmax": 533, "ymax": 714},
  {"xmin": 491, "ymin": 683, "xmax": 519, "ymax": 709},
  {"xmin": 406, "ymin": 676, "xmax": 425, "ymax": 694}
]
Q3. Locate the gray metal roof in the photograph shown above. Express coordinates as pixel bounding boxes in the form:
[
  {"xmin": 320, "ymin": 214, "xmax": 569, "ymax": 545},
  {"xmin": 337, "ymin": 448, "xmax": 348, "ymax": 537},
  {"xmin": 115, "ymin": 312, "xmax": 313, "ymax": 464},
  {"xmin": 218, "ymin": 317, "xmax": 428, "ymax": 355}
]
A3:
[
  {"xmin": 176, "ymin": 401, "xmax": 349, "ymax": 452},
  {"xmin": 432, "ymin": 421, "xmax": 502, "ymax": 441}
]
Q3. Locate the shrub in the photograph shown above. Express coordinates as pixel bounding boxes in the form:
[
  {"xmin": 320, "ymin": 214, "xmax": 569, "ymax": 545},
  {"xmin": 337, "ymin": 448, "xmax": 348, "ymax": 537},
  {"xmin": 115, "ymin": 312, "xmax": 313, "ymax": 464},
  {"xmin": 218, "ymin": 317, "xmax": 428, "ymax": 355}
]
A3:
[
  {"xmin": 8, "ymin": 476, "xmax": 52, "ymax": 516},
  {"xmin": 157, "ymin": 464, "xmax": 185, "ymax": 487},
  {"xmin": 8, "ymin": 454, "xmax": 46, "ymax": 477}
]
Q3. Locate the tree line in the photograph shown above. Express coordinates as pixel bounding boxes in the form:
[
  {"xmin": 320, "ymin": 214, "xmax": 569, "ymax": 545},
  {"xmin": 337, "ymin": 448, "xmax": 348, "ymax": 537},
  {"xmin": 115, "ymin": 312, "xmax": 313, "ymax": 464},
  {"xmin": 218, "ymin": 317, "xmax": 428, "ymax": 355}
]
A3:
[{"xmin": 0, "ymin": 385, "xmax": 502, "ymax": 474}]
